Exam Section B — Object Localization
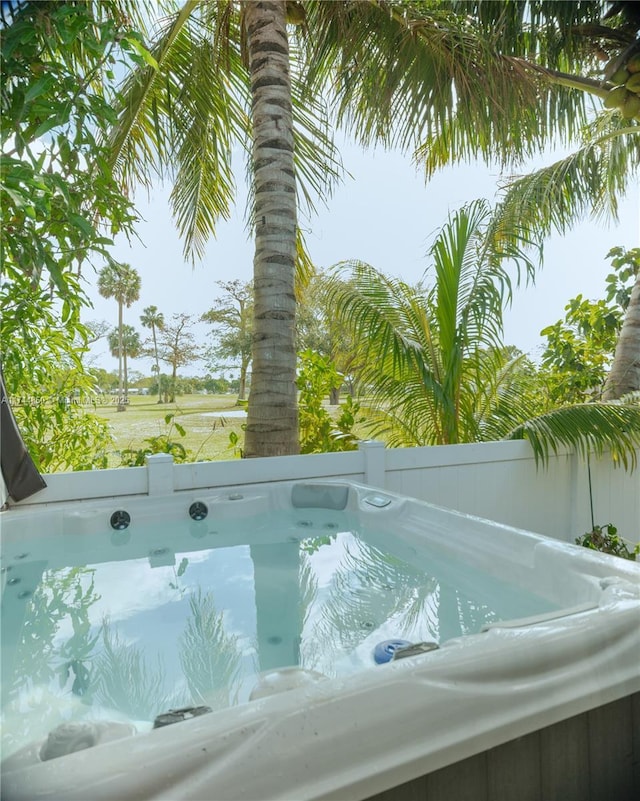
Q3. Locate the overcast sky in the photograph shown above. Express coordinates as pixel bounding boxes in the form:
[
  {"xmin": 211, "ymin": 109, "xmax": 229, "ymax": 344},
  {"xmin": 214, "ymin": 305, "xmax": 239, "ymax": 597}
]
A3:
[{"xmin": 83, "ymin": 138, "xmax": 640, "ymax": 376}]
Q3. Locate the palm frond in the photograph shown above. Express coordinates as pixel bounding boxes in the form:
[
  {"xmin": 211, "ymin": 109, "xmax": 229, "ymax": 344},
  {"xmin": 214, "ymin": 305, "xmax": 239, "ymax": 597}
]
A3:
[
  {"xmin": 469, "ymin": 350, "xmax": 543, "ymax": 442},
  {"xmin": 506, "ymin": 402, "xmax": 640, "ymax": 471},
  {"xmin": 179, "ymin": 589, "xmax": 242, "ymax": 709},
  {"xmin": 493, "ymin": 114, "xmax": 640, "ymax": 243},
  {"xmin": 304, "ymin": 1, "xmax": 591, "ymax": 164},
  {"xmin": 109, "ymin": 2, "xmax": 248, "ymax": 261},
  {"xmin": 95, "ymin": 620, "xmax": 186, "ymax": 721},
  {"xmin": 325, "ymin": 262, "xmax": 428, "ymax": 373}
]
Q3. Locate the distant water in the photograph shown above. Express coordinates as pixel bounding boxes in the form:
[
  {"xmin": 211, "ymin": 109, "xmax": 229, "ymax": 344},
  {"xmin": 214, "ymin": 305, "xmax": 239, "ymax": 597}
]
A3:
[{"xmin": 199, "ymin": 410, "xmax": 247, "ymax": 417}]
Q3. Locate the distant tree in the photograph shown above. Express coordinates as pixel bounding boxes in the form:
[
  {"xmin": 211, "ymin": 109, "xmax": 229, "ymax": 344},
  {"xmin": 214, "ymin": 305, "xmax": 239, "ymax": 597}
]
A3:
[
  {"xmin": 108, "ymin": 325, "xmax": 142, "ymax": 404},
  {"xmin": 202, "ymin": 281, "xmax": 253, "ymax": 403},
  {"xmin": 98, "ymin": 262, "xmax": 141, "ymax": 411},
  {"xmin": 140, "ymin": 305, "xmax": 165, "ymax": 403},
  {"xmin": 157, "ymin": 314, "xmax": 201, "ymax": 403},
  {"xmin": 89, "ymin": 368, "xmax": 119, "ymax": 394},
  {"xmin": 85, "ymin": 320, "xmax": 111, "ymax": 345},
  {"xmin": 297, "ymin": 269, "xmax": 365, "ymax": 403},
  {"xmin": 202, "ymin": 375, "xmax": 231, "ymax": 395}
]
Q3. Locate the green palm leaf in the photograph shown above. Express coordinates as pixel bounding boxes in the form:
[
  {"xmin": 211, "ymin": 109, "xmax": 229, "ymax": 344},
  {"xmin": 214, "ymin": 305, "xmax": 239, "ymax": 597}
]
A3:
[
  {"xmin": 305, "ymin": 0, "xmax": 592, "ymax": 160},
  {"xmin": 507, "ymin": 402, "xmax": 640, "ymax": 471},
  {"xmin": 327, "ymin": 201, "xmax": 537, "ymax": 445},
  {"xmin": 493, "ymin": 114, "xmax": 640, "ymax": 242},
  {"xmin": 108, "ymin": 0, "xmax": 343, "ymax": 263}
]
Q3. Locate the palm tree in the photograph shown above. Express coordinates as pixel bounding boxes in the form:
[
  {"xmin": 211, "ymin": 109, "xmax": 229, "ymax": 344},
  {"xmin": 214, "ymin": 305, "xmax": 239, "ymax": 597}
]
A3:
[
  {"xmin": 604, "ymin": 273, "xmax": 640, "ymax": 400},
  {"xmin": 488, "ymin": 114, "xmax": 640, "ymax": 403},
  {"xmin": 140, "ymin": 305, "xmax": 165, "ymax": 403},
  {"xmin": 108, "ymin": 1, "xmax": 610, "ymax": 456},
  {"xmin": 413, "ymin": 5, "xmax": 640, "ymax": 401},
  {"xmin": 97, "ymin": 262, "xmax": 141, "ymax": 411},
  {"xmin": 327, "ymin": 201, "xmax": 640, "ymax": 468},
  {"xmin": 107, "ymin": 325, "xmax": 141, "ymax": 405},
  {"xmin": 326, "ymin": 201, "xmax": 539, "ymax": 445}
]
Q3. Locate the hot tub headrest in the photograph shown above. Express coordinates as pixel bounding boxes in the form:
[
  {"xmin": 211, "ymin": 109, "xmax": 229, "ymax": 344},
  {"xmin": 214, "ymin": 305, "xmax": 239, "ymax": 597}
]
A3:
[{"xmin": 291, "ymin": 483, "xmax": 349, "ymax": 511}]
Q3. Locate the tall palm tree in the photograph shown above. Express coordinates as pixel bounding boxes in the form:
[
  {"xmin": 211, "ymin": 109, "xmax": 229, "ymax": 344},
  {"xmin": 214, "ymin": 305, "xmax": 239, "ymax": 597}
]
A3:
[
  {"xmin": 108, "ymin": 1, "xmax": 607, "ymax": 456},
  {"xmin": 327, "ymin": 201, "xmax": 640, "ymax": 468},
  {"xmin": 140, "ymin": 305, "xmax": 165, "ymax": 403},
  {"xmin": 107, "ymin": 325, "xmax": 141, "ymax": 405},
  {"xmin": 97, "ymin": 262, "xmax": 141, "ymax": 411}
]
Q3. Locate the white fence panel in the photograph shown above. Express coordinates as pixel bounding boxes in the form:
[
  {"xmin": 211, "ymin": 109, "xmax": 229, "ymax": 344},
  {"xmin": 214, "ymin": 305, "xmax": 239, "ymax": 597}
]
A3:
[{"xmin": 4, "ymin": 441, "xmax": 637, "ymax": 548}]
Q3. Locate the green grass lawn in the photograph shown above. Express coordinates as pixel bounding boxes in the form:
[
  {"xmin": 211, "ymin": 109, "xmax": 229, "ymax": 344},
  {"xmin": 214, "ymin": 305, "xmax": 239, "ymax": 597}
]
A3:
[{"xmin": 95, "ymin": 394, "xmax": 246, "ymax": 465}]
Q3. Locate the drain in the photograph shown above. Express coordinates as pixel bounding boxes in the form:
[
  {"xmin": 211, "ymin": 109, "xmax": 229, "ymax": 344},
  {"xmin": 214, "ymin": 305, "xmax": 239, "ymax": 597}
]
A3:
[
  {"xmin": 17, "ymin": 590, "xmax": 33, "ymax": 600},
  {"xmin": 110, "ymin": 510, "xmax": 130, "ymax": 531},
  {"xmin": 189, "ymin": 501, "xmax": 208, "ymax": 521}
]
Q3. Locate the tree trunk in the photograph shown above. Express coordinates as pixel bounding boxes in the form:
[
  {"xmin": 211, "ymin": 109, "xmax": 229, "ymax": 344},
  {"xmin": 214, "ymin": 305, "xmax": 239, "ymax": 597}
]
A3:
[
  {"xmin": 152, "ymin": 324, "xmax": 162, "ymax": 403},
  {"xmin": 123, "ymin": 350, "xmax": 129, "ymax": 405},
  {"xmin": 170, "ymin": 363, "xmax": 177, "ymax": 403},
  {"xmin": 243, "ymin": 0, "xmax": 299, "ymax": 458},
  {"xmin": 117, "ymin": 300, "xmax": 126, "ymax": 412},
  {"xmin": 238, "ymin": 358, "xmax": 248, "ymax": 403},
  {"xmin": 603, "ymin": 272, "xmax": 640, "ymax": 400}
]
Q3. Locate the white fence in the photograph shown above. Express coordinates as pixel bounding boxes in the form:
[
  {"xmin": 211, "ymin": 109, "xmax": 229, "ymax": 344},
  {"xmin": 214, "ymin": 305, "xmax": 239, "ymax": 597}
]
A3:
[{"xmin": 4, "ymin": 441, "xmax": 638, "ymax": 545}]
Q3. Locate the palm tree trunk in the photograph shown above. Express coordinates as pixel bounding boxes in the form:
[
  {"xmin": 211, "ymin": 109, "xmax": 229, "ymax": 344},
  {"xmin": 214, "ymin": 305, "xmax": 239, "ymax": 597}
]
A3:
[
  {"xmin": 152, "ymin": 324, "xmax": 162, "ymax": 403},
  {"xmin": 123, "ymin": 350, "xmax": 128, "ymax": 405},
  {"xmin": 117, "ymin": 300, "xmax": 125, "ymax": 412},
  {"xmin": 603, "ymin": 272, "xmax": 640, "ymax": 400},
  {"xmin": 243, "ymin": 0, "xmax": 299, "ymax": 458}
]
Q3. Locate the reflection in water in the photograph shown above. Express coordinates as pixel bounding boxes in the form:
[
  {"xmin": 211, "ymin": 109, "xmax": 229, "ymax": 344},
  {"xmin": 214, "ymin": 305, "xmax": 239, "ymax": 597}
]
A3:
[
  {"xmin": 298, "ymin": 532, "xmax": 520, "ymax": 675},
  {"xmin": 94, "ymin": 620, "xmax": 188, "ymax": 721},
  {"xmin": 2, "ymin": 561, "xmax": 246, "ymax": 755},
  {"xmin": 250, "ymin": 543, "xmax": 302, "ymax": 671},
  {"xmin": 2, "ymin": 514, "xmax": 557, "ymax": 759},
  {"xmin": 1, "ymin": 566, "xmax": 102, "ymax": 755},
  {"xmin": 301, "ymin": 536, "xmax": 440, "ymax": 674},
  {"xmin": 179, "ymin": 589, "xmax": 243, "ymax": 710}
]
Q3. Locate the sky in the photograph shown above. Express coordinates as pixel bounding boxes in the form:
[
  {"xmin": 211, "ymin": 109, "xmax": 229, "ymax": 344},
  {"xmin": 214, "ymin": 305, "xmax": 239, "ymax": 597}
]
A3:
[{"xmin": 83, "ymin": 138, "xmax": 640, "ymax": 376}]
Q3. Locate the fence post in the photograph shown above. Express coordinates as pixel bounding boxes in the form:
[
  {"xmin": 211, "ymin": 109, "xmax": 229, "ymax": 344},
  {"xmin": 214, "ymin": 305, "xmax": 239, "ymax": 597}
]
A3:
[
  {"xmin": 358, "ymin": 440, "xmax": 386, "ymax": 488},
  {"xmin": 146, "ymin": 453, "xmax": 175, "ymax": 496}
]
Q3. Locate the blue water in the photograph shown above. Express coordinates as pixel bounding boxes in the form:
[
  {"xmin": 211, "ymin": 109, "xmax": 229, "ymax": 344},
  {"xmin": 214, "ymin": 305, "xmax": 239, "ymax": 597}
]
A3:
[{"xmin": 0, "ymin": 509, "xmax": 558, "ymax": 757}]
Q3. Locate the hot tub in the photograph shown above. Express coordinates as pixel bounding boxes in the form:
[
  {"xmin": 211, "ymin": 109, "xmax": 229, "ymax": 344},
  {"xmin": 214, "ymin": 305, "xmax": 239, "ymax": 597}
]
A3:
[{"xmin": 1, "ymin": 480, "xmax": 639, "ymax": 801}]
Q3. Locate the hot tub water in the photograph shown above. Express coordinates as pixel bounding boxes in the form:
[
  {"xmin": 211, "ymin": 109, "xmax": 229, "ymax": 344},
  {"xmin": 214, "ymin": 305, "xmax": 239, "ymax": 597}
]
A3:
[{"xmin": 1, "ymin": 506, "xmax": 559, "ymax": 760}]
